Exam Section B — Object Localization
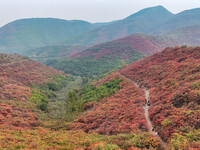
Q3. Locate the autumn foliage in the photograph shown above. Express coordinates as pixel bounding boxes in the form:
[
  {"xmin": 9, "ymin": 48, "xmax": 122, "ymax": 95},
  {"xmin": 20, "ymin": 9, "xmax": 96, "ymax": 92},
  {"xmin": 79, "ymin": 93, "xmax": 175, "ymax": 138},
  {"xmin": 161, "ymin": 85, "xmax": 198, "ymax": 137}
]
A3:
[
  {"xmin": 120, "ymin": 46, "xmax": 200, "ymax": 148},
  {"xmin": 71, "ymin": 72, "xmax": 148, "ymax": 134},
  {"xmin": 0, "ymin": 53, "xmax": 66, "ymax": 129}
]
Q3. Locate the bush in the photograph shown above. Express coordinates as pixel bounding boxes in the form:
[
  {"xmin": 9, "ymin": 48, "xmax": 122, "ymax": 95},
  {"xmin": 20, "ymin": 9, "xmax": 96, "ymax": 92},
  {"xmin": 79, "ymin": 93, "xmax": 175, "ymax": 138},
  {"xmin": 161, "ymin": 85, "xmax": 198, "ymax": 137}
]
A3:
[{"xmin": 29, "ymin": 89, "xmax": 49, "ymax": 111}]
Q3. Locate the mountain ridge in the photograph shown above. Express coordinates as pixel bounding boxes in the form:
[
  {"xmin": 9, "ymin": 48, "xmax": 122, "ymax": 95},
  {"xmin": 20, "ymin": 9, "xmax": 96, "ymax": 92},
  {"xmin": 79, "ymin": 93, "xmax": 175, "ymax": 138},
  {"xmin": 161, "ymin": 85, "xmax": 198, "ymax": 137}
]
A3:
[{"xmin": 0, "ymin": 18, "xmax": 97, "ymax": 53}]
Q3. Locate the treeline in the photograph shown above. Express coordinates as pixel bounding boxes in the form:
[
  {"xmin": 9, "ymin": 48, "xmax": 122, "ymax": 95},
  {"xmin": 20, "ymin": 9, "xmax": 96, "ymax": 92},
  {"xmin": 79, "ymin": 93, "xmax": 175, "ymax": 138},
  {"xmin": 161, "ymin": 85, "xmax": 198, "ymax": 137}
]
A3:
[{"xmin": 46, "ymin": 54, "xmax": 143, "ymax": 77}]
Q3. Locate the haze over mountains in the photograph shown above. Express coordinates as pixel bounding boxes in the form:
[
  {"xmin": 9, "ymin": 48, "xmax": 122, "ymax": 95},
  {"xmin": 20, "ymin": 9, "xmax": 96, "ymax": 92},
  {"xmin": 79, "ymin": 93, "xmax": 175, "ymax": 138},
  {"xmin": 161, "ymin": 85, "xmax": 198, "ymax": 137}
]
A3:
[
  {"xmin": 61, "ymin": 6, "xmax": 200, "ymax": 47},
  {"xmin": 0, "ymin": 5, "xmax": 200, "ymax": 78},
  {"xmin": 0, "ymin": 5, "xmax": 200, "ymax": 58},
  {"xmin": 0, "ymin": 18, "xmax": 96, "ymax": 53}
]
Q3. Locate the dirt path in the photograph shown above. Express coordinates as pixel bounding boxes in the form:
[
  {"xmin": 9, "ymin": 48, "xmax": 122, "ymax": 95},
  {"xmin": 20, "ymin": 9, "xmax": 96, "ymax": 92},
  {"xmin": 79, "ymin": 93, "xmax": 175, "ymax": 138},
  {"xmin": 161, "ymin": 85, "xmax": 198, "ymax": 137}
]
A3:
[
  {"xmin": 143, "ymin": 88, "xmax": 168, "ymax": 149},
  {"xmin": 119, "ymin": 73, "xmax": 168, "ymax": 149}
]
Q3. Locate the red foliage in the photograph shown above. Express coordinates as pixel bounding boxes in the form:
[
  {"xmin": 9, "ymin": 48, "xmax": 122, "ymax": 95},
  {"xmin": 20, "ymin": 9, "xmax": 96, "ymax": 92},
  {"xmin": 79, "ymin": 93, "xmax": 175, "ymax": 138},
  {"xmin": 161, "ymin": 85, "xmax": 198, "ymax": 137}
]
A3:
[
  {"xmin": 120, "ymin": 46, "xmax": 200, "ymax": 140},
  {"xmin": 71, "ymin": 72, "xmax": 148, "ymax": 134},
  {"xmin": 0, "ymin": 103, "xmax": 40, "ymax": 129},
  {"xmin": 69, "ymin": 34, "xmax": 176, "ymax": 60},
  {"xmin": 0, "ymin": 54, "xmax": 66, "ymax": 129},
  {"xmin": 0, "ymin": 59, "xmax": 66, "ymax": 101}
]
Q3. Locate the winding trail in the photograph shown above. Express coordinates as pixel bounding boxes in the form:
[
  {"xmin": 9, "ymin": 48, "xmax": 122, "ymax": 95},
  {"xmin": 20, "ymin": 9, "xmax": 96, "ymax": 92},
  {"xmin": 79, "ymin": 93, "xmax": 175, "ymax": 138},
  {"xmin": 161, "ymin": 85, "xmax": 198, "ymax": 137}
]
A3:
[{"xmin": 119, "ymin": 73, "xmax": 168, "ymax": 150}]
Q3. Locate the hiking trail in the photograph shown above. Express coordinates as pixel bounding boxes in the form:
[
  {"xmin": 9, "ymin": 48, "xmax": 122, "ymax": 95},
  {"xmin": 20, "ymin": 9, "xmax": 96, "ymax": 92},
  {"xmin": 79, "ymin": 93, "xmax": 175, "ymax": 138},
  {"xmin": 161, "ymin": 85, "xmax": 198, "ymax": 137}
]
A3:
[{"xmin": 119, "ymin": 73, "xmax": 168, "ymax": 149}]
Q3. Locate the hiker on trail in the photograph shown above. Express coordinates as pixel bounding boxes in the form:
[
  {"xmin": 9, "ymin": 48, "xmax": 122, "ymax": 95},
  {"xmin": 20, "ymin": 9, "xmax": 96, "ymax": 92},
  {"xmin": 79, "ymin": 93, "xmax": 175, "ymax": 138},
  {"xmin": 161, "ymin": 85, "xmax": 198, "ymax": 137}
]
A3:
[{"xmin": 152, "ymin": 127, "xmax": 154, "ymax": 131}]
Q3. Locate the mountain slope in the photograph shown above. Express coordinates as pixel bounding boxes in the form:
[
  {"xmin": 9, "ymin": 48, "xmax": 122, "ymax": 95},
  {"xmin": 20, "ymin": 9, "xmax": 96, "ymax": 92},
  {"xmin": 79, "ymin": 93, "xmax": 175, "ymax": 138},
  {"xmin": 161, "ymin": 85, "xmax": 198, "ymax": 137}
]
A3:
[
  {"xmin": 62, "ymin": 6, "xmax": 173, "ymax": 47},
  {"xmin": 120, "ymin": 46, "xmax": 200, "ymax": 148},
  {"xmin": 0, "ymin": 18, "xmax": 96, "ymax": 53},
  {"xmin": 165, "ymin": 24, "xmax": 200, "ymax": 45},
  {"xmin": 69, "ymin": 33, "xmax": 176, "ymax": 57},
  {"xmin": 0, "ymin": 53, "xmax": 162, "ymax": 150},
  {"xmin": 0, "ymin": 53, "xmax": 67, "ymax": 128},
  {"xmin": 154, "ymin": 8, "xmax": 200, "ymax": 34},
  {"xmin": 24, "ymin": 45, "xmax": 87, "ymax": 63},
  {"xmin": 70, "ymin": 46, "xmax": 200, "ymax": 149},
  {"xmin": 48, "ymin": 33, "xmax": 176, "ymax": 77}
]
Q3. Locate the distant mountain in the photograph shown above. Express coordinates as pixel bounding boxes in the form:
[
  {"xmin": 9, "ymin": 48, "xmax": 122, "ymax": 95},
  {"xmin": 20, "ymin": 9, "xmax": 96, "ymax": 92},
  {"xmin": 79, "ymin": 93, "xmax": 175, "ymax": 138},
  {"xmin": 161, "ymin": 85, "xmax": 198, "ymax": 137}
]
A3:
[
  {"xmin": 62, "ymin": 6, "xmax": 200, "ymax": 48},
  {"xmin": 62, "ymin": 6, "xmax": 173, "ymax": 47},
  {"xmin": 24, "ymin": 45, "xmax": 87, "ymax": 63},
  {"xmin": 69, "ymin": 33, "xmax": 176, "ymax": 57},
  {"xmin": 93, "ymin": 20, "xmax": 120, "ymax": 27},
  {"xmin": 48, "ymin": 33, "xmax": 176, "ymax": 77},
  {"xmin": 1, "ymin": 6, "xmax": 200, "ymax": 60},
  {"xmin": 165, "ymin": 24, "xmax": 200, "ymax": 45},
  {"xmin": 153, "ymin": 8, "xmax": 200, "ymax": 34},
  {"xmin": 0, "ymin": 18, "xmax": 96, "ymax": 53}
]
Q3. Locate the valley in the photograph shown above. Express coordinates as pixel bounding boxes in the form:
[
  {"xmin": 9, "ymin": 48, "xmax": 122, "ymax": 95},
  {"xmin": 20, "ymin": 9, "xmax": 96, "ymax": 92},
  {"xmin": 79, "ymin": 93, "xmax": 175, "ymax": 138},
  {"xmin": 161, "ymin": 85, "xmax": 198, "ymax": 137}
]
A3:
[{"xmin": 0, "ymin": 4, "xmax": 199, "ymax": 150}]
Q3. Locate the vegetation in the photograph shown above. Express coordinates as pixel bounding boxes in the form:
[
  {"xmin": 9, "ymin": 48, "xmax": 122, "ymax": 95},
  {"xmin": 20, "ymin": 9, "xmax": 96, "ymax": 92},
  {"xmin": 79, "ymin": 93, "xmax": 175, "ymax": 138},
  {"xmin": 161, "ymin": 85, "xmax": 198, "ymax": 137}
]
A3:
[
  {"xmin": 1, "ymin": 10, "xmax": 200, "ymax": 148},
  {"xmin": 120, "ymin": 46, "xmax": 200, "ymax": 148},
  {"xmin": 25, "ymin": 45, "xmax": 86, "ymax": 63},
  {"xmin": 70, "ymin": 72, "xmax": 147, "ymax": 135},
  {"xmin": 0, "ymin": 128, "xmax": 162, "ymax": 150},
  {"xmin": 48, "ymin": 49, "xmax": 144, "ymax": 77},
  {"xmin": 65, "ymin": 77, "xmax": 122, "ymax": 121},
  {"xmin": 29, "ymin": 89, "xmax": 49, "ymax": 111}
]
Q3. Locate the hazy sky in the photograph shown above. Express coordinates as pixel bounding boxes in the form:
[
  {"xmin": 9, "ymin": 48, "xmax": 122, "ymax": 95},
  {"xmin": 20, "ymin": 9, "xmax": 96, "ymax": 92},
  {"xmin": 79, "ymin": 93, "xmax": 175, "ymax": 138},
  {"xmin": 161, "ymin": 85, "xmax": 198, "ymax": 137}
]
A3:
[{"xmin": 0, "ymin": 0, "xmax": 200, "ymax": 27}]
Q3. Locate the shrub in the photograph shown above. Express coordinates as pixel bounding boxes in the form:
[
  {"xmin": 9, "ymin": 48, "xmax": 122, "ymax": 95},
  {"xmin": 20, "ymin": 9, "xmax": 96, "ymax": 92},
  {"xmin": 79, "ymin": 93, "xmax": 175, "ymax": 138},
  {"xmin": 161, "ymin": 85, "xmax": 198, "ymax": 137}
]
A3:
[{"xmin": 29, "ymin": 89, "xmax": 49, "ymax": 111}]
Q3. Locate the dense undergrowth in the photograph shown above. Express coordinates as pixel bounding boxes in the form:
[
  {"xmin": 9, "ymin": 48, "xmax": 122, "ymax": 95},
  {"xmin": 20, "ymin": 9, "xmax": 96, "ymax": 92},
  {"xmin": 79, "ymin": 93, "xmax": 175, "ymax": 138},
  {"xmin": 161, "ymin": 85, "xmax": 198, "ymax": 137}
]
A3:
[
  {"xmin": 0, "ymin": 128, "xmax": 162, "ymax": 150},
  {"xmin": 120, "ymin": 46, "xmax": 200, "ymax": 149},
  {"xmin": 65, "ymin": 77, "xmax": 122, "ymax": 121},
  {"xmin": 71, "ymin": 72, "xmax": 147, "ymax": 135},
  {"xmin": 1, "ymin": 46, "xmax": 200, "ymax": 149}
]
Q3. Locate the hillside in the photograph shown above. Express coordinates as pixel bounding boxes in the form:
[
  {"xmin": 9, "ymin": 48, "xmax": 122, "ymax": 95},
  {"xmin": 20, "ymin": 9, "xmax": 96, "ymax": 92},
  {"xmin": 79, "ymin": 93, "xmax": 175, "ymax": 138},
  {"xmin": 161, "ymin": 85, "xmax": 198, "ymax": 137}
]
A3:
[
  {"xmin": 120, "ymin": 46, "xmax": 200, "ymax": 148},
  {"xmin": 0, "ymin": 53, "xmax": 163, "ymax": 150},
  {"xmin": 154, "ymin": 8, "xmax": 200, "ymax": 34},
  {"xmin": 165, "ymin": 24, "xmax": 200, "ymax": 46},
  {"xmin": 62, "ymin": 6, "xmax": 173, "ymax": 47},
  {"xmin": 0, "ymin": 18, "xmax": 96, "ymax": 53},
  {"xmin": 69, "ymin": 46, "xmax": 200, "ymax": 149},
  {"xmin": 24, "ymin": 45, "xmax": 87, "ymax": 63},
  {"xmin": 0, "ymin": 53, "xmax": 67, "ymax": 127},
  {"xmin": 70, "ymin": 33, "xmax": 176, "ymax": 57},
  {"xmin": 48, "ymin": 33, "xmax": 176, "ymax": 77}
]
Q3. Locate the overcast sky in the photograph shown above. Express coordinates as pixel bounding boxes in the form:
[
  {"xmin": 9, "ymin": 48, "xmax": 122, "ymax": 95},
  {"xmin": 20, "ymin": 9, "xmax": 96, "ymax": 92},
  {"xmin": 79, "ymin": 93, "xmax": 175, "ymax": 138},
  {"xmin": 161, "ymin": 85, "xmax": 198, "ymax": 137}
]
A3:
[{"xmin": 0, "ymin": 0, "xmax": 200, "ymax": 27}]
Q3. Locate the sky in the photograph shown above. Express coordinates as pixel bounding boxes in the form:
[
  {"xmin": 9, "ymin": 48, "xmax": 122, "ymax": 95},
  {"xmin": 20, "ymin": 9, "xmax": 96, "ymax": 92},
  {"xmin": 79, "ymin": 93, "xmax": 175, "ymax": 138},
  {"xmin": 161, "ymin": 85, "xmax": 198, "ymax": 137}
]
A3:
[{"xmin": 0, "ymin": 0, "xmax": 200, "ymax": 27}]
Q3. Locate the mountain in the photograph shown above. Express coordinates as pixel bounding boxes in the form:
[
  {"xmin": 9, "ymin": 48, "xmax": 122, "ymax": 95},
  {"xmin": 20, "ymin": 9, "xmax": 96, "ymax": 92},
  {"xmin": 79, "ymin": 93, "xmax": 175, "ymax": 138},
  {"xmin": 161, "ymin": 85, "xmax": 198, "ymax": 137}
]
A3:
[
  {"xmin": 62, "ymin": 6, "xmax": 173, "ymax": 47},
  {"xmin": 69, "ymin": 33, "xmax": 176, "ymax": 57},
  {"xmin": 165, "ymin": 24, "xmax": 200, "ymax": 45},
  {"xmin": 48, "ymin": 33, "xmax": 176, "ymax": 77},
  {"xmin": 154, "ymin": 8, "xmax": 200, "ymax": 34},
  {"xmin": 24, "ymin": 45, "xmax": 87, "ymax": 63},
  {"xmin": 70, "ymin": 46, "xmax": 200, "ymax": 149},
  {"xmin": 61, "ymin": 6, "xmax": 200, "ymax": 48},
  {"xmin": 0, "ymin": 18, "xmax": 96, "ymax": 53},
  {"xmin": 93, "ymin": 20, "xmax": 119, "ymax": 27}
]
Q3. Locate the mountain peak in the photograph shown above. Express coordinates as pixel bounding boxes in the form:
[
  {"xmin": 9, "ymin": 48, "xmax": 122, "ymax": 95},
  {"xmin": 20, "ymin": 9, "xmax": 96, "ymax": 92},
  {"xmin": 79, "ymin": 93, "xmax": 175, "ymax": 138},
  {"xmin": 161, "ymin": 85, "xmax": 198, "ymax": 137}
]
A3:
[{"xmin": 126, "ymin": 5, "xmax": 173, "ymax": 19}]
